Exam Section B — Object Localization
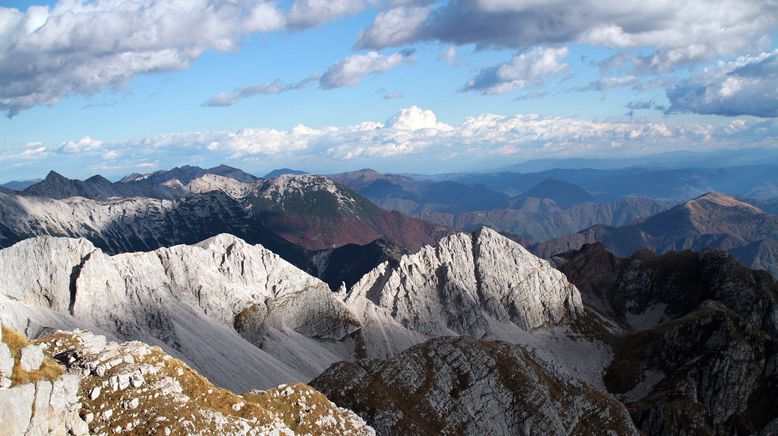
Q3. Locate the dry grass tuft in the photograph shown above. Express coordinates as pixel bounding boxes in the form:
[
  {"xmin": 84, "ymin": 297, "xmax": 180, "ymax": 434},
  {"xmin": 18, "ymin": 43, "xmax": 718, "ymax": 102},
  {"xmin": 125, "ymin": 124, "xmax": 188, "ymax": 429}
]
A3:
[{"xmin": 2, "ymin": 323, "xmax": 64, "ymax": 386}]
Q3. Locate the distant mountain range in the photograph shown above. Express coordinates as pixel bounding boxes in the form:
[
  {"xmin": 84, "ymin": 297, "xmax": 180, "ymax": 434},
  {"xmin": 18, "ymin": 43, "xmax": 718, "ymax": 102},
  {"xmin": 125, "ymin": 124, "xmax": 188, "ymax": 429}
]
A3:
[
  {"xmin": 0, "ymin": 179, "xmax": 41, "ymax": 191},
  {"xmin": 442, "ymin": 165, "xmax": 778, "ymax": 200},
  {"xmin": 0, "ymin": 168, "xmax": 447, "ymax": 289},
  {"xmin": 502, "ymin": 147, "xmax": 778, "ymax": 172},
  {"xmin": 331, "ymin": 169, "xmax": 673, "ymax": 241},
  {"xmin": 533, "ymin": 192, "xmax": 778, "ymax": 277}
]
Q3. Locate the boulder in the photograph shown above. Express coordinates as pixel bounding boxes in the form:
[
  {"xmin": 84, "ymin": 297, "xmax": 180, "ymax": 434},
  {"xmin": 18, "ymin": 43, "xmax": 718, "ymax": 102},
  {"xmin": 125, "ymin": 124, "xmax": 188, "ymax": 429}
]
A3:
[{"xmin": 20, "ymin": 344, "xmax": 45, "ymax": 372}]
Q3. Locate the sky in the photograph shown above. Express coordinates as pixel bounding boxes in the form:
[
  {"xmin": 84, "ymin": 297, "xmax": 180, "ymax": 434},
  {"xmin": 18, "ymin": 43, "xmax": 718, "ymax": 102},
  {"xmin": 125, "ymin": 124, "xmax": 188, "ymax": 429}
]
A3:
[{"xmin": 1, "ymin": 0, "xmax": 778, "ymax": 181}]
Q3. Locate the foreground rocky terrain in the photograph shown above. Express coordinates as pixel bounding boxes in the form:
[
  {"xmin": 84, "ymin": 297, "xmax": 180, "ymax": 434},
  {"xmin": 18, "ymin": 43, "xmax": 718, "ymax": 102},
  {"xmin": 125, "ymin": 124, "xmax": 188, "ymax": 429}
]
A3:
[
  {"xmin": 0, "ymin": 324, "xmax": 374, "ymax": 435},
  {"xmin": 312, "ymin": 336, "xmax": 637, "ymax": 435}
]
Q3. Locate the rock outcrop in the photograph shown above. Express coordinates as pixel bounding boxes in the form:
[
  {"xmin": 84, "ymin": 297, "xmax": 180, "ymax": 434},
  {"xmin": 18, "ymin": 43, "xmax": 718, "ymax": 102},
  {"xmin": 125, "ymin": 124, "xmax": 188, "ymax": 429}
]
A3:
[
  {"xmin": 0, "ymin": 324, "xmax": 88, "ymax": 435},
  {"xmin": 312, "ymin": 336, "xmax": 637, "ymax": 435},
  {"xmin": 39, "ymin": 329, "xmax": 374, "ymax": 435}
]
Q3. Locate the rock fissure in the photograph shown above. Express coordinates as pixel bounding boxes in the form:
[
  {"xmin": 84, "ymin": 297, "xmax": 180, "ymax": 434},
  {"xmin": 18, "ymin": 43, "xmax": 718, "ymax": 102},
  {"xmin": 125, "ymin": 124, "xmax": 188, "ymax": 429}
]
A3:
[{"xmin": 68, "ymin": 249, "xmax": 96, "ymax": 315}]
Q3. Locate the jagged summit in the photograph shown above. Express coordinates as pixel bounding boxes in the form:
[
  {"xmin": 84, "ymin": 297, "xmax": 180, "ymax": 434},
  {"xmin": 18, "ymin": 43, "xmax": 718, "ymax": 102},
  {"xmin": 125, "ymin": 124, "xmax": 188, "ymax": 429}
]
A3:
[
  {"xmin": 344, "ymin": 226, "xmax": 584, "ymax": 356},
  {"xmin": 256, "ymin": 174, "xmax": 364, "ymax": 215}
]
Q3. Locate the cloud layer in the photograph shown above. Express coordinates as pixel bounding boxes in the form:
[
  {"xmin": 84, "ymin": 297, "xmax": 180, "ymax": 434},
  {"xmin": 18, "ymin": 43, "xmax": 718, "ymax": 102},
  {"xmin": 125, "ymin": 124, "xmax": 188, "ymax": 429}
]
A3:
[
  {"xmin": 357, "ymin": 0, "xmax": 778, "ymax": 72},
  {"xmin": 6, "ymin": 106, "xmax": 776, "ymax": 179},
  {"xmin": 0, "ymin": 0, "xmax": 384, "ymax": 116},
  {"xmin": 667, "ymin": 50, "xmax": 778, "ymax": 118},
  {"xmin": 0, "ymin": 0, "xmax": 287, "ymax": 117}
]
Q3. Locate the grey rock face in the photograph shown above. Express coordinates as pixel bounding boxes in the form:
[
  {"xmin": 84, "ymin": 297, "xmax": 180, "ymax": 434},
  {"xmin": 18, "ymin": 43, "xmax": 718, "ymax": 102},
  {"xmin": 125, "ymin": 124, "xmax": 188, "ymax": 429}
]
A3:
[
  {"xmin": 0, "ymin": 234, "xmax": 358, "ymax": 391},
  {"xmin": 312, "ymin": 336, "xmax": 638, "ymax": 435},
  {"xmin": 20, "ymin": 344, "xmax": 45, "ymax": 372},
  {"xmin": 0, "ymin": 383, "xmax": 35, "ymax": 435},
  {"xmin": 0, "ymin": 374, "xmax": 86, "ymax": 436},
  {"xmin": 345, "ymin": 227, "xmax": 583, "ymax": 354},
  {"xmin": 0, "ymin": 342, "xmax": 13, "ymax": 381}
]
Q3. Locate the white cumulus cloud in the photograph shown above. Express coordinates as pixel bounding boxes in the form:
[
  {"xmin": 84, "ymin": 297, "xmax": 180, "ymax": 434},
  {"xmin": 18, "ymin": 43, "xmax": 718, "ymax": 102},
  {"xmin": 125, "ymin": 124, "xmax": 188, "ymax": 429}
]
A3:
[
  {"xmin": 320, "ymin": 50, "xmax": 413, "ymax": 88},
  {"xmin": 287, "ymin": 0, "xmax": 371, "ymax": 29},
  {"xmin": 667, "ymin": 50, "xmax": 778, "ymax": 117},
  {"xmin": 464, "ymin": 47, "xmax": 569, "ymax": 94},
  {"xmin": 8, "ymin": 107, "xmax": 776, "ymax": 174},
  {"xmin": 358, "ymin": 0, "xmax": 778, "ymax": 72},
  {"xmin": 0, "ymin": 0, "xmax": 286, "ymax": 117}
]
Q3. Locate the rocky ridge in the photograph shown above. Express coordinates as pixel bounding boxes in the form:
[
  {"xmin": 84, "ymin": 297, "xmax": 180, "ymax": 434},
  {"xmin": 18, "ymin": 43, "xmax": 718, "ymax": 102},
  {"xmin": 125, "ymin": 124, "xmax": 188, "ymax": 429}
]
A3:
[
  {"xmin": 0, "ymin": 234, "xmax": 359, "ymax": 391},
  {"xmin": 0, "ymin": 188, "xmax": 311, "ymax": 271},
  {"xmin": 344, "ymin": 227, "xmax": 583, "ymax": 349},
  {"xmin": 23, "ymin": 171, "xmax": 182, "ymax": 200},
  {"xmin": 0, "ymin": 227, "xmax": 589, "ymax": 391}
]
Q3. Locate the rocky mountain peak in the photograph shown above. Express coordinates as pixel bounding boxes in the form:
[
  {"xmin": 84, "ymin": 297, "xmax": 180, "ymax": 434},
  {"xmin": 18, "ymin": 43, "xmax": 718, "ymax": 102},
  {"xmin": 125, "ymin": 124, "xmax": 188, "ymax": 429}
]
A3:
[
  {"xmin": 44, "ymin": 170, "xmax": 68, "ymax": 181},
  {"xmin": 685, "ymin": 192, "xmax": 765, "ymax": 214},
  {"xmin": 256, "ymin": 174, "xmax": 365, "ymax": 215},
  {"xmin": 184, "ymin": 174, "xmax": 256, "ymax": 199},
  {"xmin": 264, "ymin": 168, "xmax": 306, "ymax": 179},
  {"xmin": 345, "ymin": 227, "xmax": 583, "ymax": 343}
]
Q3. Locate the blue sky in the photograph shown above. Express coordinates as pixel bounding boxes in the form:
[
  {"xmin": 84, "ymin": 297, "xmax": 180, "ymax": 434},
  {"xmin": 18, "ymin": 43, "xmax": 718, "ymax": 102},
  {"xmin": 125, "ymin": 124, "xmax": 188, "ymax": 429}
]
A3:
[{"xmin": 1, "ymin": 0, "xmax": 777, "ymax": 181}]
